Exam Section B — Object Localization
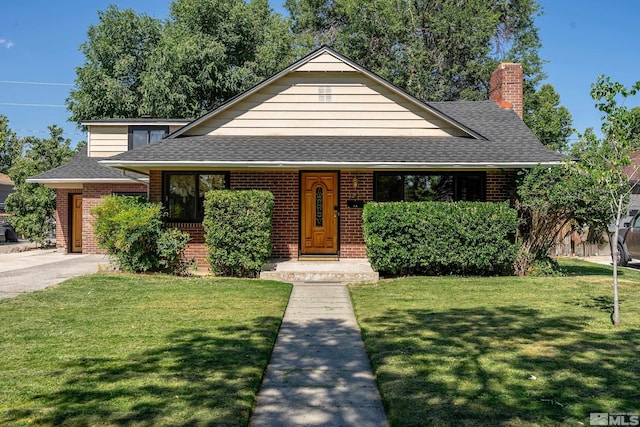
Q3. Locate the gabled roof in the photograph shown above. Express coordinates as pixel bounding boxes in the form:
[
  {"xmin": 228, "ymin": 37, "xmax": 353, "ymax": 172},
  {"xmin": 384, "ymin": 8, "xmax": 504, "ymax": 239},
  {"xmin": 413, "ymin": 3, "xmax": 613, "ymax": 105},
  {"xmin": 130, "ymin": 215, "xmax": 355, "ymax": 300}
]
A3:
[
  {"xmin": 169, "ymin": 46, "xmax": 484, "ymax": 140},
  {"xmin": 27, "ymin": 146, "xmax": 147, "ymax": 187},
  {"xmin": 82, "ymin": 118, "xmax": 191, "ymax": 126}
]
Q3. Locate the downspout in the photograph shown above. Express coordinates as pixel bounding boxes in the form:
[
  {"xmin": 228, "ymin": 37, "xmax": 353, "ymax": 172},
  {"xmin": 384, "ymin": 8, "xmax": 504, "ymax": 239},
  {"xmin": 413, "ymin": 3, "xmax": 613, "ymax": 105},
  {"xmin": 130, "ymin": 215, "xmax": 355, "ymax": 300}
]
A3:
[{"xmin": 121, "ymin": 170, "xmax": 150, "ymax": 198}]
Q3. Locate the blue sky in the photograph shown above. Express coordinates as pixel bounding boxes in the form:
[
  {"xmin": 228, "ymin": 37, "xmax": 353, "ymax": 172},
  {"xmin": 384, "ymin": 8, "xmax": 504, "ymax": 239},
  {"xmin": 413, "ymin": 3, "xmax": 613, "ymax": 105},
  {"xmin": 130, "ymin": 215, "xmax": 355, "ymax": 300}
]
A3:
[{"xmin": 1, "ymin": 0, "xmax": 639, "ymax": 146}]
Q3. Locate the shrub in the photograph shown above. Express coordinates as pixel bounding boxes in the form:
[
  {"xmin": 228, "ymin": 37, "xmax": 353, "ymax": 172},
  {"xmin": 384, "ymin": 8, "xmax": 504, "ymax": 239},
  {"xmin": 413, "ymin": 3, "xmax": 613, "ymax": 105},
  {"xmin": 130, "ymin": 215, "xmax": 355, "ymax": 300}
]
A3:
[
  {"xmin": 526, "ymin": 256, "xmax": 566, "ymax": 277},
  {"xmin": 362, "ymin": 201, "xmax": 518, "ymax": 276},
  {"xmin": 203, "ymin": 190, "xmax": 274, "ymax": 277},
  {"xmin": 91, "ymin": 195, "xmax": 191, "ymax": 275}
]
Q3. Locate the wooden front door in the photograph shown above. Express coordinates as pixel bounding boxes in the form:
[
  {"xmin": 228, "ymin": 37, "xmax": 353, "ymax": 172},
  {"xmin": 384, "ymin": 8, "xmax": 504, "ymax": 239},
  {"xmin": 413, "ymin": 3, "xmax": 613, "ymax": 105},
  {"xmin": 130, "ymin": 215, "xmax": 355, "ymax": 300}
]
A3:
[
  {"xmin": 71, "ymin": 194, "xmax": 83, "ymax": 253},
  {"xmin": 301, "ymin": 172, "xmax": 339, "ymax": 255}
]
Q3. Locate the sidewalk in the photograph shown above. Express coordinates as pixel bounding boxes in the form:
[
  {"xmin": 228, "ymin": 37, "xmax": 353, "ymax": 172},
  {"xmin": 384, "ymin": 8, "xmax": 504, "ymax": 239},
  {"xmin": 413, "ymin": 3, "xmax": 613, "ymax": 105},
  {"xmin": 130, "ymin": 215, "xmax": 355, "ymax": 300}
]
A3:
[{"xmin": 250, "ymin": 283, "xmax": 389, "ymax": 427}]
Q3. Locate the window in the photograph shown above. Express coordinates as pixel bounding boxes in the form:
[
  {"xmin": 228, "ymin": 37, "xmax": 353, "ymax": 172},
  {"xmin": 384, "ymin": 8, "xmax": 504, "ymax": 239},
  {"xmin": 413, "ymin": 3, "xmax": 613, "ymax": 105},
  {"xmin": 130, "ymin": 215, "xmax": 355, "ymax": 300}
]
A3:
[
  {"xmin": 112, "ymin": 191, "xmax": 147, "ymax": 198},
  {"xmin": 163, "ymin": 172, "xmax": 229, "ymax": 221},
  {"xmin": 128, "ymin": 126, "xmax": 169, "ymax": 150},
  {"xmin": 374, "ymin": 172, "xmax": 485, "ymax": 202}
]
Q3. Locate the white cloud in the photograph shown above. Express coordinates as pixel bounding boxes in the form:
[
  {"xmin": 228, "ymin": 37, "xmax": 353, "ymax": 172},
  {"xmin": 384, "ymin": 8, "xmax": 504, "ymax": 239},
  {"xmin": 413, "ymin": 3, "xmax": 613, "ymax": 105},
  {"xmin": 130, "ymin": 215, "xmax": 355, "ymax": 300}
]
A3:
[{"xmin": 0, "ymin": 38, "xmax": 15, "ymax": 49}]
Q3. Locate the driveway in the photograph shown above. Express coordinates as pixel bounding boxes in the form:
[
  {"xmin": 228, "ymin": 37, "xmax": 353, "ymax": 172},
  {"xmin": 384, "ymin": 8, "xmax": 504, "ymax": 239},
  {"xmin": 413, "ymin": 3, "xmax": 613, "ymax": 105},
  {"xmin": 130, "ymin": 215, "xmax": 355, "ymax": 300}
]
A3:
[{"xmin": 0, "ymin": 249, "xmax": 109, "ymax": 300}]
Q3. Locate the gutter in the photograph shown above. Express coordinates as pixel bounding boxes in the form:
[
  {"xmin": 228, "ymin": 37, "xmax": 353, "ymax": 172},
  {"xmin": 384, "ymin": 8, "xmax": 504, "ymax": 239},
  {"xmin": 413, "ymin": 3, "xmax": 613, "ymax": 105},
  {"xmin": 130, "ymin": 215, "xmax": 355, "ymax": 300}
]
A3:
[
  {"xmin": 99, "ymin": 160, "xmax": 565, "ymax": 170},
  {"xmin": 121, "ymin": 170, "xmax": 149, "ymax": 187}
]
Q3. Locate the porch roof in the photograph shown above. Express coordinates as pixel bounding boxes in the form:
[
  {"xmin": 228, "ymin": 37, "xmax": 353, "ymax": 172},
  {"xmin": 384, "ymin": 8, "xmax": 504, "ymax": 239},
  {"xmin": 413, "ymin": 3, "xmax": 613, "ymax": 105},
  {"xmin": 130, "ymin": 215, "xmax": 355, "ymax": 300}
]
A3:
[
  {"xmin": 27, "ymin": 146, "xmax": 148, "ymax": 187},
  {"xmin": 99, "ymin": 100, "xmax": 565, "ymax": 174},
  {"xmin": 99, "ymin": 134, "xmax": 564, "ymax": 173}
]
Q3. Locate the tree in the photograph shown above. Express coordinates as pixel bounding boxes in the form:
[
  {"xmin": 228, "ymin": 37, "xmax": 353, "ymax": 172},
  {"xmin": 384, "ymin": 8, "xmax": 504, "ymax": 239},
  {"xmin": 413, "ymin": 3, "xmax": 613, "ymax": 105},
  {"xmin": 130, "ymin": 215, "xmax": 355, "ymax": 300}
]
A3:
[
  {"xmin": 0, "ymin": 114, "xmax": 23, "ymax": 175},
  {"xmin": 523, "ymin": 83, "xmax": 573, "ymax": 152},
  {"xmin": 66, "ymin": 6, "xmax": 163, "ymax": 122},
  {"xmin": 630, "ymin": 106, "xmax": 640, "ymax": 150},
  {"xmin": 5, "ymin": 126, "xmax": 75, "ymax": 246},
  {"xmin": 285, "ymin": 0, "xmax": 545, "ymax": 102},
  {"xmin": 512, "ymin": 81, "xmax": 581, "ymax": 275},
  {"xmin": 571, "ymin": 77, "xmax": 640, "ymax": 327},
  {"xmin": 139, "ymin": 0, "xmax": 292, "ymax": 118},
  {"xmin": 68, "ymin": 0, "xmax": 293, "ymax": 122},
  {"xmin": 514, "ymin": 164, "xmax": 610, "ymax": 276}
]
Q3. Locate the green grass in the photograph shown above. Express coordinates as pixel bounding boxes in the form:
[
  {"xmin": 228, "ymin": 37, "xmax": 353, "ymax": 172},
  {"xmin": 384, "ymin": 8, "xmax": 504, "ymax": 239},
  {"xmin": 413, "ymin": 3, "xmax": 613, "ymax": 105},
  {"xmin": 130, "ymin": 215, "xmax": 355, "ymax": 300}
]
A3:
[
  {"xmin": 0, "ymin": 274, "xmax": 291, "ymax": 426},
  {"xmin": 350, "ymin": 259, "xmax": 640, "ymax": 427}
]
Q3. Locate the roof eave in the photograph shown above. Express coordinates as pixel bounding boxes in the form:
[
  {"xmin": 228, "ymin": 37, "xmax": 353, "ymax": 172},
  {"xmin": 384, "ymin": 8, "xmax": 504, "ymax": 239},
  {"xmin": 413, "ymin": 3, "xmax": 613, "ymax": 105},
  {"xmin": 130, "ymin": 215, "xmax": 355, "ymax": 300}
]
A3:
[
  {"xmin": 26, "ymin": 177, "xmax": 149, "ymax": 187},
  {"xmin": 99, "ymin": 160, "xmax": 563, "ymax": 171},
  {"xmin": 81, "ymin": 120, "xmax": 191, "ymax": 126}
]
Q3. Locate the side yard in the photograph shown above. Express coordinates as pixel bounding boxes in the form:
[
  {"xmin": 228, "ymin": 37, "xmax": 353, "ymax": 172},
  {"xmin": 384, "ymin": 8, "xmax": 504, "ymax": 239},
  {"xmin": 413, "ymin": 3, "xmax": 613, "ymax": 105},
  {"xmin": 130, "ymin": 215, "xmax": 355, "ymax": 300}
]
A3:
[
  {"xmin": 350, "ymin": 259, "xmax": 640, "ymax": 426},
  {"xmin": 0, "ymin": 275, "xmax": 291, "ymax": 426}
]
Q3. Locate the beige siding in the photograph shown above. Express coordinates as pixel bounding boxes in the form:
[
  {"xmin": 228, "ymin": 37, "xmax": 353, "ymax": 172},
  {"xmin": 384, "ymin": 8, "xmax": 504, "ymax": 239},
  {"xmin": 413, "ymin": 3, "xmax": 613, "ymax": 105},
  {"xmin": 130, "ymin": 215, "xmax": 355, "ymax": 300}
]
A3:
[
  {"xmin": 88, "ymin": 124, "xmax": 186, "ymax": 158},
  {"xmin": 295, "ymin": 52, "xmax": 359, "ymax": 72},
  {"xmin": 88, "ymin": 126, "xmax": 128, "ymax": 158},
  {"xmin": 184, "ymin": 72, "xmax": 468, "ymax": 137}
]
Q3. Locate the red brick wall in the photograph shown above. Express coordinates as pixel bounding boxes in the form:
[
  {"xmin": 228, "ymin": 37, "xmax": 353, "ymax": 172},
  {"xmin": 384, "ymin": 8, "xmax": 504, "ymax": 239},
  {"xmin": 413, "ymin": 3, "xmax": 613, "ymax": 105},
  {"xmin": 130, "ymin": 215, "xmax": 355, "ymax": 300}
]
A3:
[
  {"xmin": 231, "ymin": 172, "xmax": 299, "ymax": 258},
  {"xmin": 149, "ymin": 170, "xmax": 300, "ymax": 265},
  {"xmin": 149, "ymin": 170, "xmax": 205, "ymax": 265},
  {"xmin": 82, "ymin": 183, "xmax": 148, "ymax": 254},
  {"xmin": 144, "ymin": 168, "xmax": 515, "ymax": 266},
  {"xmin": 490, "ymin": 63, "xmax": 524, "ymax": 119},
  {"xmin": 340, "ymin": 171, "xmax": 373, "ymax": 258},
  {"xmin": 149, "ymin": 170, "xmax": 162, "ymax": 203},
  {"xmin": 486, "ymin": 170, "xmax": 516, "ymax": 202}
]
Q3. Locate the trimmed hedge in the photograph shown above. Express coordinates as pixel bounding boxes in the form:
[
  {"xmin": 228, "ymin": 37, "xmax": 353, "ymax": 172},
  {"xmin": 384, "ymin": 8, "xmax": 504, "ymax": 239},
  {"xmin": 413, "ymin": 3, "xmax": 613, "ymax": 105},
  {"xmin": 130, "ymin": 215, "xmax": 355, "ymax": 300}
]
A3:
[
  {"xmin": 91, "ymin": 195, "xmax": 191, "ymax": 275},
  {"xmin": 203, "ymin": 190, "xmax": 274, "ymax": 277},
  {"xmin": 362, "ymin": 201, "xmax": 518, "ymax": 276}
]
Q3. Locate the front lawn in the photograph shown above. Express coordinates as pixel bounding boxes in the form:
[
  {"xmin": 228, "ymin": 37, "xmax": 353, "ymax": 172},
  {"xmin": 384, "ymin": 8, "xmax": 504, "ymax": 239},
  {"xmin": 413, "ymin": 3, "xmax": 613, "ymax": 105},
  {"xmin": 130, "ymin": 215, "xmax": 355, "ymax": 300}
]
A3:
[
  {"xmin": 0, "ymin": 274, "xmax": 291, "ymax": 426},
  {"xmin": 350, "ymin": 259, "xmax": 640, "ymax": 426}
]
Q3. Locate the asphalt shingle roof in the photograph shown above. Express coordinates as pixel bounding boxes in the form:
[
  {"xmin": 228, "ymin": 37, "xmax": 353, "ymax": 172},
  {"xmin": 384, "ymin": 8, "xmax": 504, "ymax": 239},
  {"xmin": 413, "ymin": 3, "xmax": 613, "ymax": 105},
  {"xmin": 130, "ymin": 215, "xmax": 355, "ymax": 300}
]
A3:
[
  {"xmin": 104, "ymin": 135, "xmax": 560, "ymax": 165},
  {"xmin": 104, "ymin": 101, "xmax": 563, "ymax": 166},
  {"xmin": 31, "ymin": 102, "xmax": 565, "ymax": 182},
  {"xmin": 29, "ymin": 146, "xmax": 147, "ymax": 182}
]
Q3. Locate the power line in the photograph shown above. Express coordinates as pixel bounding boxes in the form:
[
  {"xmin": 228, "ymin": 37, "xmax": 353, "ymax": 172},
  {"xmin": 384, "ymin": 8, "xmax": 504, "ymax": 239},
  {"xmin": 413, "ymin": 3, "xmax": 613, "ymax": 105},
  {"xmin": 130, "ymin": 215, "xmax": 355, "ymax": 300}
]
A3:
[
  {"xmin": 0, "ymin": 102, "xmax": 65, "ymax": 107},
  {"xmin": 15, "ymin": 128, "xmax": 85, "ymax": 137},
  {"xmin": 0, "ymin": 80, "xmax": 74, "ymax": 86}
]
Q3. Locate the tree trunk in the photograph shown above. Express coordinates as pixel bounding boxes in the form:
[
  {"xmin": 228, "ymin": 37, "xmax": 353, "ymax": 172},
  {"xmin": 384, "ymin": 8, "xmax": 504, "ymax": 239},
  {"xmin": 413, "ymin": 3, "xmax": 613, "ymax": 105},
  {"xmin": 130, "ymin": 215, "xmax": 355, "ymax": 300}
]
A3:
[{"xmin": 612, "ymin": 197, "xmax": 623, "ymax": 327}]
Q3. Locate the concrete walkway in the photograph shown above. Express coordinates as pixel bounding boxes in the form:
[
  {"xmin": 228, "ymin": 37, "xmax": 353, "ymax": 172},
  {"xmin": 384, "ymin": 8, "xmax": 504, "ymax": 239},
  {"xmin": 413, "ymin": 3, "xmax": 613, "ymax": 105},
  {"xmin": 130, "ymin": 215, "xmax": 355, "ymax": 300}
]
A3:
[{"xmin": 250, "ymin": 283, "xmax": 389, "ymax": 427}]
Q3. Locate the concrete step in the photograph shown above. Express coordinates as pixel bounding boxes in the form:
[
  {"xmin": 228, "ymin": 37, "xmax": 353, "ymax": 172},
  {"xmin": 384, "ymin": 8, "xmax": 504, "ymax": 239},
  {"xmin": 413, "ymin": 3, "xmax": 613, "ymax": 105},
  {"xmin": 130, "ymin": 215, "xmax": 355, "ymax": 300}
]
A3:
[{"xmin": 259, "ymin": 259, "xmax": 379, "ymax": 283}]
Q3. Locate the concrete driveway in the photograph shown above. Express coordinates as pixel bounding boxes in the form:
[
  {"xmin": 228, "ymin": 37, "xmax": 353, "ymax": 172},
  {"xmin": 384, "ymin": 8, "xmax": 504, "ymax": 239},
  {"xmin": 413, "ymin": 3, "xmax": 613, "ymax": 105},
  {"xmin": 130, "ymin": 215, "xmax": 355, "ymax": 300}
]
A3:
[{"xmin": 0, "ymin": 249, "xmax": 109, "ymax": 300}]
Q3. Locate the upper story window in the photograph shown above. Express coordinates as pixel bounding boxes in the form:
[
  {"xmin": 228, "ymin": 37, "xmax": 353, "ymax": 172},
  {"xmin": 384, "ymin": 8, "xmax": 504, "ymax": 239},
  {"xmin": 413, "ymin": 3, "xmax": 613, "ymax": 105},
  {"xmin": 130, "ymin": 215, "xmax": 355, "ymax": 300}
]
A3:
[
  {"xmin": 374, "ymin": 172, "xmax": 485, "ymax": 202},
  {"xmin": 128, "ymin": 126, "xmax": 169, "ymax": 150}
]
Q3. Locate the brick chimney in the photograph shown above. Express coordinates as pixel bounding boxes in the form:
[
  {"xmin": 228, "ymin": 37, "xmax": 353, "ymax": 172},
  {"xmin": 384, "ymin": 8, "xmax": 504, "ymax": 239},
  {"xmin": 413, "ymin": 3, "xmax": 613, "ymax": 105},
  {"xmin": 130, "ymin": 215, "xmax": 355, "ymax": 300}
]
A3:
[{"xmin": 490, "ymin": 62, "xmax": 523, "ymax": 119}]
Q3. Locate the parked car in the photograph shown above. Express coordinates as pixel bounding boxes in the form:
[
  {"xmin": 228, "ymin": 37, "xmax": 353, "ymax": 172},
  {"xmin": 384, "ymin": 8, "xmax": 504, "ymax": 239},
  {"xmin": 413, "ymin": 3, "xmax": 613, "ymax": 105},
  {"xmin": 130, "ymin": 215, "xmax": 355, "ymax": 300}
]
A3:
[
  {"xmin": 615, "ymin": 211, "xmax": 640, "ymax": 266},
  {"xmin": 0, "ymin": 222, "xmax": 19, "ymax": 243}
]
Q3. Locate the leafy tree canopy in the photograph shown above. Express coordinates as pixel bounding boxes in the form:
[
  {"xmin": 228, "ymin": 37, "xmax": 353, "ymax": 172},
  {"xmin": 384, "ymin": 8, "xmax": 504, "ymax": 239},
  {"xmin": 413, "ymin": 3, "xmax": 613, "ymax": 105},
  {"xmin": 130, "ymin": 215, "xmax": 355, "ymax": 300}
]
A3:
[
  {"xmin": 524, "ymin": 83, "xmax": 573, "ymax": 152},
  {"xmin": 68, "ymin": 0, "xmax": 293, "ymax": 122},
  {"xmin": 0, "ymin": 114, "xmax": 23, "ymax": 175},
  {"xmin": 68, "ymin": 0, "xmax": 549, "ymax": 123},
  {"xmin": 67, "ymin": 6, "xmax": 163, "ymax": 122},
  {"xmin": 286, "ymin": 0, "xmax": 545, "ymax": 102}
]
